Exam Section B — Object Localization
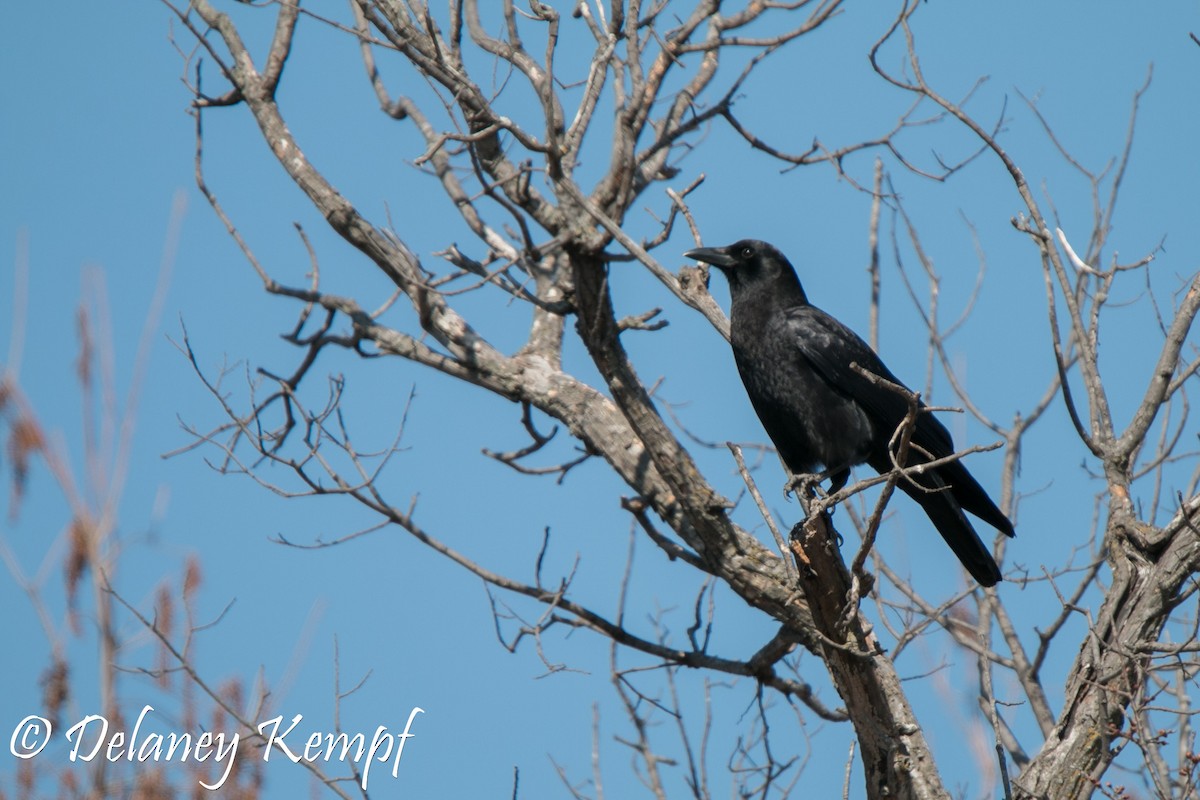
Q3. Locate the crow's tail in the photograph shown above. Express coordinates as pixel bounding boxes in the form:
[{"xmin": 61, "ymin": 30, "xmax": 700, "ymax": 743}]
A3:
[
  {"xmin": 867, "ymin": 453, "xmax": 1004, "ymax": 587},
  {"xmin": 902, "ymin": 479, "xmax": 1003, "ymax": 587},
  {"xmin": 937, "ymin": 458, "xmax": 1015, "ymax": 539}
]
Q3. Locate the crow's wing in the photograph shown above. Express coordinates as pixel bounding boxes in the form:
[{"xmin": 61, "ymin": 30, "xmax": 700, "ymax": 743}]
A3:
[
  {"xmin": 784, "ymin": 306, "xmax": 955, "ymax": 459},
  {"xmin": 788, "ymin": 306, "xmax": 1014, "ymax": 537}
]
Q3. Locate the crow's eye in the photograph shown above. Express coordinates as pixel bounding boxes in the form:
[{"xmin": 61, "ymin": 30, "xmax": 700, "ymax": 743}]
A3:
[{"xmin": 740, "ymin": 245, "xmax": 755, "ymax": 258}]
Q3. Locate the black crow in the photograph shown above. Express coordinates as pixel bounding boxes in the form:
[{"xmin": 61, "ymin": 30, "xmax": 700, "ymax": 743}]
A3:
[{"xmin": 685, "ymin": 239, "xmax": 1014, "ymax": 586}]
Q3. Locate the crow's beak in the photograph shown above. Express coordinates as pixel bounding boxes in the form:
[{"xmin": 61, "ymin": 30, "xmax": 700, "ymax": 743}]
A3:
[{"xmin": 683, "ymin": 246, "xmax": 738, "ymax": 269}]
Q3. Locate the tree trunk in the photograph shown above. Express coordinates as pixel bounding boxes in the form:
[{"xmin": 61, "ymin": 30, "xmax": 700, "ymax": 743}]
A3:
[
  {"xmin": 790, "ymin": 513, "xmax": 950, "ymax": 800},
  {"xmin": 1015, "ymin": 503, "xmax": 1200, "ymax": 799}
]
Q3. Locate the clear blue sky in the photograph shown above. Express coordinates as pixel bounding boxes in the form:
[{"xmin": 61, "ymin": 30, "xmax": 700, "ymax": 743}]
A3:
[{"xmin": 3, "ymin": 3, "xmax": 1199, "ymax": 798}]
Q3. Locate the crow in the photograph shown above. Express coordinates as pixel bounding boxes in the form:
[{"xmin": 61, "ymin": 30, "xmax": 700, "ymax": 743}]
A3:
[{"xmin": 685, "ymin": 239, "xmax": 1014, "ymax": 586}]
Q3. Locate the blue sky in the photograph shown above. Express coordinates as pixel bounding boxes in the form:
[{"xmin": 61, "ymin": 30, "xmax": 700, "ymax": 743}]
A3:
[{"xmin": 3, "ymin": 2, "xmax": 1199, "ymax": 798}]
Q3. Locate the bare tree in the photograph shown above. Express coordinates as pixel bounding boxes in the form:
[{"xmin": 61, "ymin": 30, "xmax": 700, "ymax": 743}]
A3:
[{"xmin": 152, "ymin": 1, "xmax": 1200, "ymax": 798}]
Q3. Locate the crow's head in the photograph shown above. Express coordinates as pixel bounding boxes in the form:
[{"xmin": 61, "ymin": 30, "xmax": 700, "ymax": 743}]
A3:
[{"xmin": 684, "ymin": 239, "xmax": 802, "ymax": 295}]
